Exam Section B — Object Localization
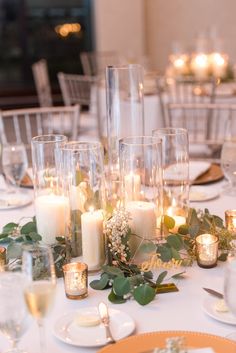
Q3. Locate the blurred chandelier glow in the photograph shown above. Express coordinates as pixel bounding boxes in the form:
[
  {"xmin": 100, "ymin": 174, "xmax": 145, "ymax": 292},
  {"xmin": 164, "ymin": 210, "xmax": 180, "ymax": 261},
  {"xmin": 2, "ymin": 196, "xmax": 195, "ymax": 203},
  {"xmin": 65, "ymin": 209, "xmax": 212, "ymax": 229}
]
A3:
[{"xmin": 55, "ymin": 23, "xmax": 81, "ymax": 37}]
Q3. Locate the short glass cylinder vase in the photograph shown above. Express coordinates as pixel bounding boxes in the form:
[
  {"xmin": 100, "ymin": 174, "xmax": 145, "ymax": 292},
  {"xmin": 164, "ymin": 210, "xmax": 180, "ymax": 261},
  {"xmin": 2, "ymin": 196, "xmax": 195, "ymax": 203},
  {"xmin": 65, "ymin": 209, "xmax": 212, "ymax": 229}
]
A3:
[
  {"xmin": 31, "ymin": 134, "xmax": 69, "ymax": 245},
  {"xmin": 62, "ymin": 141, "xmax": 106, "ymax": 272},
  {"xmin": 153, "ymin": 128, "xmax": 189, "ymax": 235},
  {"xmin": 119, "ymin": 136, "xmax": 163, "ymax": 262}
]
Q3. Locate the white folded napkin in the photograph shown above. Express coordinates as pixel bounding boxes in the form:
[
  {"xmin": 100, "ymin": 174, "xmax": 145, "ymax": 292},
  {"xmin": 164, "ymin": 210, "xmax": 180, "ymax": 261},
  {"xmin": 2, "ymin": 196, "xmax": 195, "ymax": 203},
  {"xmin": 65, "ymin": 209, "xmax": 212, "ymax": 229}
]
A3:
[{"xmin": 189, "ymin": 161, "xmax": 211, "ymax": 181}]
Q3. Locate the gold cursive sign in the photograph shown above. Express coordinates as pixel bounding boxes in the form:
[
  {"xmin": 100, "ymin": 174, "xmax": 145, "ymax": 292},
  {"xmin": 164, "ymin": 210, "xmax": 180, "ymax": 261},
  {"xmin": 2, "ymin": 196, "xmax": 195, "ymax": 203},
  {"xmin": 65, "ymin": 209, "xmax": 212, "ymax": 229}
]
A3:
[{"xmin": 141, "ymin": 253, "xmax": 182, "ymax": 272}]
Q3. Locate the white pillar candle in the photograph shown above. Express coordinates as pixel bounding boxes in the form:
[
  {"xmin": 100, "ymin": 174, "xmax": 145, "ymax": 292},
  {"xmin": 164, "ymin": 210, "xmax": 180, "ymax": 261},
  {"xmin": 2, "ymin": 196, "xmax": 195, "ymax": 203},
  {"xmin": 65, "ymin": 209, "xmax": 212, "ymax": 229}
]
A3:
[
  {"xmin": 191, "ymin": 54, "xmax": 209, "ymax": 80},
  {"xmin": 124, "ymin": 172, "xmax": 141, "ymax": 201},
  {"xmin": 210, "ymin": 53, "xmax": 227, "ymax": 78},
  {"xmin": 35, "ymin": 194, "xmax": 69, "ymax": 245},
  {"xmin": 81, "ymin": 209, "xmax": 105, "ymax": 271},
  {"xmin": 126, "ymin": 201, "xmax": 156, "ymax": 239}
]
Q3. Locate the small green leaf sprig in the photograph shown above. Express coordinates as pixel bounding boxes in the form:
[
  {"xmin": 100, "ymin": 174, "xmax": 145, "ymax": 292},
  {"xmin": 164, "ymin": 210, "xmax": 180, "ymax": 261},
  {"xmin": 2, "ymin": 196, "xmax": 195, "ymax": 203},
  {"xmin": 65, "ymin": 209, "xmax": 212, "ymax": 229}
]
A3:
[{"xmin": 0, "ymin": 217, "xmax": 68, "ymax": 277}]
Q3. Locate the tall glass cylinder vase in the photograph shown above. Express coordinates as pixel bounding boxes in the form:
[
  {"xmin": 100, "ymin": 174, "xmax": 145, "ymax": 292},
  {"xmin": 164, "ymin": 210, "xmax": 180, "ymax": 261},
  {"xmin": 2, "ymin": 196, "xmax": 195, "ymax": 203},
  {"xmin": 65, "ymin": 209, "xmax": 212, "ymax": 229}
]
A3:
[
  {"xmin": 119, "ymin": 136, "xmax": 163, "ymax": 261},
  {"xmin": 62, "ymin": 142, "xmax": 106, "ymax": 272},
  {"xmin": 106, "ymin": 65, "xmax": 145, "ymax": 206},
  {"xmin": 153, "ymin": 128, "xmax": 189, "ymax": 234},
  {"xmin": 31, "ymin": 134, "xmax": 68, "ymax": 245}
]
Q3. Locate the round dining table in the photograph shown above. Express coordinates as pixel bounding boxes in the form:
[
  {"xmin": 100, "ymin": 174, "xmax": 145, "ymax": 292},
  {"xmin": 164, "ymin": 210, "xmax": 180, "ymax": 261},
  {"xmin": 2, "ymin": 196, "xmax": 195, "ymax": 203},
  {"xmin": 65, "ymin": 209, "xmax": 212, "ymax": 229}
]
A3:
[{"xmin": 0, "ymin": 180, "xmax": 235, "ymax": 353}]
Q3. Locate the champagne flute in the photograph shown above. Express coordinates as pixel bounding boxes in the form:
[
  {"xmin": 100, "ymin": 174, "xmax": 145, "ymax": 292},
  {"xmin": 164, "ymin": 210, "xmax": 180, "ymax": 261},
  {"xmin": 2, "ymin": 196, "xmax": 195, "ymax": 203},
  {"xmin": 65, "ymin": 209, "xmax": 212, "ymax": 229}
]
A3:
[
  {"xmin": 22, "ymin": 244, "xmax": 56, "ymax": 353},
  {"xmin": 221, "ymin": 117, "xmax": 236, "ymax": 196},
  {"xmin": 0, "ymin": 270, "xmax": 29, "ymax": 353},
  {"xmin": 2, "ymin": 143, "xmax": 28, "ymax": 192},
  {"xmin": 224, "ymin": 257, "xmax": 236, "ymax": 341}
]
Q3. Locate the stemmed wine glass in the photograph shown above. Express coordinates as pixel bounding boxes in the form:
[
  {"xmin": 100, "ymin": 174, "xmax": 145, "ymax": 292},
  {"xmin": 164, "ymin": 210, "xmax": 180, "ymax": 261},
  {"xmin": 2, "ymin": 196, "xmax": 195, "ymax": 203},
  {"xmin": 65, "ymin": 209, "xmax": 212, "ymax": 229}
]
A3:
[
  {"xmin": 0, "ymin": 270, "xmax": 29, "ymax": 353},
  {"xmin": 22, "ymin": 244, "xmax": 56, "ymax": 353},
  {"xmin": 224, "ymin": 257, "xmax": 236, "ymax": 341},
  {"xmin": 2, "ymin": 143, "xmax": 28, "ymax": 192},
  {"xmin": 221, "ymin": 117, "xmax": 236, "ymax": 196}
]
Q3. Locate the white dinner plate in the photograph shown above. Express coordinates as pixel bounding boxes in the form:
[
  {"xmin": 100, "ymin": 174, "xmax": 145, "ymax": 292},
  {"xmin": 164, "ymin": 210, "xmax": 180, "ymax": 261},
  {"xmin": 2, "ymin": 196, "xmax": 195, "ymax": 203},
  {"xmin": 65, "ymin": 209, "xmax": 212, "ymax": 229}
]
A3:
[
  {"xmin": 202, "ymin": 296, "xmax": 236, "ymax": 325},
  {"xmin": 189, "ymin": 186, "xmax": 219, "ymax": 202},
  {"xmin": 53, "ymin": 307, "xmax": 135, "ymax": 347},
  {"xmin": 0, "ymin": 192, "xmax": 33, "ymax": 210}
]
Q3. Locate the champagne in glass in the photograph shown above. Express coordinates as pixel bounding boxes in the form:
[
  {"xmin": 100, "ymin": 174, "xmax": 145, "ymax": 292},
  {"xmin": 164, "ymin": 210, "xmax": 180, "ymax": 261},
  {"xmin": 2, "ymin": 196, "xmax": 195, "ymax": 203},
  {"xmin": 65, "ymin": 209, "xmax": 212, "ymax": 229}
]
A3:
[
  {"xmin": 2, "ymin": 143, "xmax": 28, "ymax": 190},
  {"xmin": 22, "ymin": 244, "xmax": 56, "ymax": 353},
  {"xmin": 0, "ymin": 271, "xmax": 29, "ymax": 353}
]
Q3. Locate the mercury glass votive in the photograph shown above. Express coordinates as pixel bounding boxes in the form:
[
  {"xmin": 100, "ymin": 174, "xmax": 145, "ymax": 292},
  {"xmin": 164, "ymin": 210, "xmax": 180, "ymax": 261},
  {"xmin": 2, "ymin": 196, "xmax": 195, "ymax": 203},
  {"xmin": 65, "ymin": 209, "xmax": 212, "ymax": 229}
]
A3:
[
  {"xmin": 62, "ymin": 262, "xmax": 88, "ymax": 299},
  {"xmin": 225, "ymin": 210, "xmax": 236, "ymax": 234},
  {"xmin": 0, "ymin": 247, "xmax": 6, "ymax": 270},
  {"xmin": 196, "ymin": 234, "xmax": 219, "ymax": 268}
]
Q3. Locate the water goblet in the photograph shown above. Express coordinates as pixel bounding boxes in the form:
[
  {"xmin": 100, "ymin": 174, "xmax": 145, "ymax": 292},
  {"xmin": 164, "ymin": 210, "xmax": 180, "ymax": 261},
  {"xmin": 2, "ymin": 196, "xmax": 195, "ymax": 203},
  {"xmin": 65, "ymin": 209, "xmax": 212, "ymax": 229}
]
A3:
[
  {"xmin": 2, "ymin": 143, "xmax": 28, "ymax": 192},
  {"xmin": 0, "ymin": 270, "xmax": 29, "ymax": 353},
  {"xmin": 22, "ymin": 244, "xmax": 56, "ymax": 353}
]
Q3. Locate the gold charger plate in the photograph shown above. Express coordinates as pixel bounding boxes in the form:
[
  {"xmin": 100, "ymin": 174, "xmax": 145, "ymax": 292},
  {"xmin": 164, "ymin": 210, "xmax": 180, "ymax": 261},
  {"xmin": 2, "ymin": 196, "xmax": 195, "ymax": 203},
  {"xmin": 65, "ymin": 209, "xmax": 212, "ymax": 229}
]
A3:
[
  {"xmin": 193, "ymin": 164, "xmax": 224, "ymax": 185},
  {"xmin": 98, "ymin": 330, "xmax": 236, "ymax": 353}
]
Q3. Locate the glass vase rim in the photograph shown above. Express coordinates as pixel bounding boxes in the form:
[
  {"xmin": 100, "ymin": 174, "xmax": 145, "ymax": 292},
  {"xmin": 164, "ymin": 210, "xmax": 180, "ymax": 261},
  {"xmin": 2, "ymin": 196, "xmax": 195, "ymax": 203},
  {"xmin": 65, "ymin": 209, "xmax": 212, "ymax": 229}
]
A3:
[
  {"xmin": 195, "ymin": 233, "xmax": 219, "ymax": 245},
  {"xmin": 31, "ymin": 134, "xmax": 68, "ymax": 144},
  {"xmin": 62, "ymin": 140, "xmax": 102, "ymax": 151},
  {"xmin": 106, "ymin": 63, "xmax": 143, "ymax": 71},
  {"xmin": 119, "ymin": 135, "xmax": 162, "ymax": 147},
  {"xmin": 153, "ymin": 127, "xmax": 188, "ymax": 136},
  {"xmin": 225, "ymin": 209, "xmax": 236, "ymax": 216}
]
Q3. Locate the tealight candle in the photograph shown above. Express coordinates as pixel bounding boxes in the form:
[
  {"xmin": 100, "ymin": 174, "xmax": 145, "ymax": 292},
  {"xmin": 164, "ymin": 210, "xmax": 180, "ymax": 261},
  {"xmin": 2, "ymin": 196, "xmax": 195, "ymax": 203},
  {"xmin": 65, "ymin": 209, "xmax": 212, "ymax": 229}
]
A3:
[
  {"xmin": 81, "ymin": 208, "xmax": 105, "ymax": 271},
  {"xmin": 35, "ymin": 194, "xmax": 69, "ymax": 245},
  {"xmin": 62, "ymin": 262, "xmax": 88, "ymax": 300},
  {"xmin": 225, "ymin": 210, "xmax": 236, "ymax": 234},
  {"xmin": 196, "ymin": 234, "xmax": 218, "ymax": 268}
]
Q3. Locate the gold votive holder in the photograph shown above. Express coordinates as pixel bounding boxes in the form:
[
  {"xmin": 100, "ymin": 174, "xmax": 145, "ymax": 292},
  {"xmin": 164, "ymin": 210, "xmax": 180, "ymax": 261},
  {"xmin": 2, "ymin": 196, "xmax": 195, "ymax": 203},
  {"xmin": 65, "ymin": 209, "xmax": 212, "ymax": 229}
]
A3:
[
  {"xmin": 196, "ymin": 234, "xmax": 218, "ymax": 269},
  {"xmin": 0, "ymin": 247, "xmax": 6, "ymax": 270},
  {"xmin": 225, "ymin": 210, "xmax": 236, "ymax": 234},
  {"xmin": 62, "ymin": 262, "xmax": 88, "ymax": 300}
]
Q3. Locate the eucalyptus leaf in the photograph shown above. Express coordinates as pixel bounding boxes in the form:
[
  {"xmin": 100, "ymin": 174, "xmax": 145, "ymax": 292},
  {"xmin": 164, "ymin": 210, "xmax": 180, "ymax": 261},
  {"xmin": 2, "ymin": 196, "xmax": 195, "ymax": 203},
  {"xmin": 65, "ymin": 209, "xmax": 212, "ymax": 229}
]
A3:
[
  {"xmin": 108, "ymin": 289, "xmax": 126, "ymax": 304},
  {"xmin": 166, "ymin": 235, "xmax": 183, "ymax": 250},
  {"xmin": 171, "ymin": 271, "xmax": 186, "ymax": 279},
  {"xmin": 171, "ymin": 247, "xmax": 181, "ymax": 260},
  {"xmin": 90, "ymin": 273, "xmax": 110, "ymax": 290},
  {"xmin": 133, "ymin": 284, "xmax": 156, "ymax": 305},
  {"xmin": 21, "ymin": 222, "xmax": 37, "ymax": 235},
  {"xmin": 157, "ymin": 245, "xmax": 172, "ymax": 262},
  {"xmin": 178, "ymin": 224, "xmax": 189, "ymax": 235},
  {"xmin": 163, "ymin": 215, "xmax": 175, "ymax": 230},
  {"xmin": 102, "ymin": 265, "xmax": 124, "ymax": 277},
  {"xmin": 218, "ymin": 252, "xmax": 228, "ymax": 261},
  {"xmin": 113, "ymin": 276, "xmax": 130, "ymax": 296},
  {"xmin": 28, "ymin": 232, "xmax": 42, "ymax": 242},
  {"xmin": 156, "ymin": 271, "xmax": 168, "ymax": 285},
  {"xmin": 2, "ymin": 222, "xmax": 18, "ymax": 234}
]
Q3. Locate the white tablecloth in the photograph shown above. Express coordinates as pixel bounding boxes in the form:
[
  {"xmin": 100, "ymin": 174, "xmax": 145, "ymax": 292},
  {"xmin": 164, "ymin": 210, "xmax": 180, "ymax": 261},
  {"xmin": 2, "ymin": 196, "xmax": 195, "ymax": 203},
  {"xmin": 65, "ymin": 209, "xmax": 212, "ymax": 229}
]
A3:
[{"xmin": 0, "ymin": 182, "xmax": 235, "ymax": 353}]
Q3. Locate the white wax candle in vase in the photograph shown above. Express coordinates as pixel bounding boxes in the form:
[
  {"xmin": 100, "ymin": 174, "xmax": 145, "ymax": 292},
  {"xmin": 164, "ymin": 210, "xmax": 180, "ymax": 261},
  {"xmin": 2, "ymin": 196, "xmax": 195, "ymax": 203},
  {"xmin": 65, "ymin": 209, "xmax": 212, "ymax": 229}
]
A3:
[
  {"xmin": 81, "ymin": 208, "xmax": 105, "ymax": 271},
  {"xmin": 126, "ymin": 201, "xmax": 156, "ymax": 239},
  {"xmin": 35, "ymin": 194, "xmax": 69, "ymax": 245}
]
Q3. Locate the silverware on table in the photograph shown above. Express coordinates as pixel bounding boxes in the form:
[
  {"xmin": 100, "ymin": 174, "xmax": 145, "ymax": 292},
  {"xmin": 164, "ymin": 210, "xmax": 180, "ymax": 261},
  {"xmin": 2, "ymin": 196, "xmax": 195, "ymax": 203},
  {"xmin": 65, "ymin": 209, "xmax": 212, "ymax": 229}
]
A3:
[
  {"xmin": 98, "ymin": 302, "xmax": 116, "ymax": 344},
  {"xmin": 203, "ymin": 287, "xmax": 224, "ymax": 299}
]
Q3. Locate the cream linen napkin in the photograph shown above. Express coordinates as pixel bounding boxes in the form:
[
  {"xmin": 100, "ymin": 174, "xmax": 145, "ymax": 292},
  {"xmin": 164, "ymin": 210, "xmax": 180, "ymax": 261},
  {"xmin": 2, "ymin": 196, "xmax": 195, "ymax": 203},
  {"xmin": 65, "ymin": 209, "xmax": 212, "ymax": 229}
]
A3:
[{"xmin": 189, "ymin": 161, "xmax": 211, "ymax": 182}]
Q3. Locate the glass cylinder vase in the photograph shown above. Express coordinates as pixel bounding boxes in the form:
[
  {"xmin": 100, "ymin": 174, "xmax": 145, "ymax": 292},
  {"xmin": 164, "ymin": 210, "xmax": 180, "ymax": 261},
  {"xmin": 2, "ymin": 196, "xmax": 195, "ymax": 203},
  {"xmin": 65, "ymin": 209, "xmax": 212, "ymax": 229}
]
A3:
[
  {"xmin": 62, "ymin": 141, "xmax": 106, "ymax": 272},
  {"xmin": 153, "ymin": 128, "xmax": 189, "ymax": 234},
  {"xmin": 31, "ymin": 134, "xmax": 68, "ymax": 245},
  {"xmin": 119, "ymin": 136, "xmax": 163, "ymax": 261},
  {"xmin": 106, "ymin": 65, "xmax": 145, "ymax": 205}
]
